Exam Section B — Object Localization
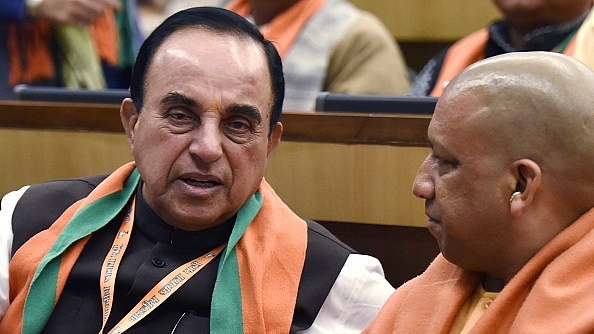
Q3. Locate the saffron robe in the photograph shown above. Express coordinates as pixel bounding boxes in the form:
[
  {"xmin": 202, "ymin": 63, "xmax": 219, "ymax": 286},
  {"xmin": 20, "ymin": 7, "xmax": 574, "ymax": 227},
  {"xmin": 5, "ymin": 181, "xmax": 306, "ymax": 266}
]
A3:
[{"xmin": 363, "ymin": 207, "xmax": 594, "ymax": 333}]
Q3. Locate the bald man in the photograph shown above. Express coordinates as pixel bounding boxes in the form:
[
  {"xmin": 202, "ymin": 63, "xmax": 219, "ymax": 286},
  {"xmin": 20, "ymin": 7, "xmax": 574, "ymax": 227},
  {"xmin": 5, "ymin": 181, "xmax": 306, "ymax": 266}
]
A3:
[{"xmin": 364, "ymin": 51, "xmax": 594, "ymax": 333}]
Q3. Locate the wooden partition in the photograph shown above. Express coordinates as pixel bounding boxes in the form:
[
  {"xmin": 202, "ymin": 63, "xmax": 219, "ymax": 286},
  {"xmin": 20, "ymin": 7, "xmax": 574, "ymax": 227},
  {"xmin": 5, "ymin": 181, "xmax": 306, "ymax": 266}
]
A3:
[
  {"xmin": 350, "ymin": 0, "xmax": 502, "ymax": 41},
  {"xmin": 0, "ymin": 101, "xmax": 438, "ymax": 286}
]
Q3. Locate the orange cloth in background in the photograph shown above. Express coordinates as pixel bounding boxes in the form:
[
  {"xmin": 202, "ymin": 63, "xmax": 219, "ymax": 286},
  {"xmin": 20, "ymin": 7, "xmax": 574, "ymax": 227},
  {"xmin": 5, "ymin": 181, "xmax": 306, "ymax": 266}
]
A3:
[
  {"xmin": 363, "ymin": 208, "xmax": 594, "ymax": 333},
  {"xmin": 429, "ymin": 29, "xmax": 489, "ymax": 97},
  {"xmin": 429, "ymin": 27, "xmax": 579, "ymax": 97},
  {"xmin": 226, "ymin": 0, "xmax": 325, "ymax": 57},
  {"xmin": 7, "ymin": 9, "xmax": 118, "ymax": 87}
]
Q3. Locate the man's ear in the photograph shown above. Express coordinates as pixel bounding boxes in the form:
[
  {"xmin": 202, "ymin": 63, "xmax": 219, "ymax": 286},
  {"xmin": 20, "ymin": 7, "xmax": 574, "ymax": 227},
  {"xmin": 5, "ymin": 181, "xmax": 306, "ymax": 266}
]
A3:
[
  {"xmin": 120, "ymin": 98, "xmax": 139, "ymax": 147},
  {"xmin": 267, "ymin": 122, "xmax": 283, "ymax": 156},
  {"xmin": 509, "ymin": 159, "xmax": 541, "ymax": 217}
]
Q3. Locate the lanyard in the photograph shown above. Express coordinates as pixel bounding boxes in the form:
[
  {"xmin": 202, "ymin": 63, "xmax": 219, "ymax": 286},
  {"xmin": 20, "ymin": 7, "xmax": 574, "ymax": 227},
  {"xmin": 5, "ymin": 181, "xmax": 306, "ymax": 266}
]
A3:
[{"xmin": 97, "ymin": 197, "xmax": 225, "ymax": 334}]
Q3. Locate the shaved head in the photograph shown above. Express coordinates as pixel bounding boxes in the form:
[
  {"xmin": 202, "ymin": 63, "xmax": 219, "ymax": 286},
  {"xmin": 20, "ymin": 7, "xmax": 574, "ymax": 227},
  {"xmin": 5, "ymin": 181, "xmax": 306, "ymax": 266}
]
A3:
[
  {"xmin": 438, "ymin": 52, "xmax": 594, "ymax": 208},
  {"xmin": 416, "ymin": 52, "xmax": 594, "ymax": 279}
]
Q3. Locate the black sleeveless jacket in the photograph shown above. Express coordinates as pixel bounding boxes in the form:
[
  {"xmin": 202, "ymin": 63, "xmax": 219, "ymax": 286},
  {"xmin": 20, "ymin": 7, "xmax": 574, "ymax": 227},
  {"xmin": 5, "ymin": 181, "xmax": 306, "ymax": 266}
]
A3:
[{"xmin": 11, "ymin": 175, "xmax": 354, "ymax": 333}]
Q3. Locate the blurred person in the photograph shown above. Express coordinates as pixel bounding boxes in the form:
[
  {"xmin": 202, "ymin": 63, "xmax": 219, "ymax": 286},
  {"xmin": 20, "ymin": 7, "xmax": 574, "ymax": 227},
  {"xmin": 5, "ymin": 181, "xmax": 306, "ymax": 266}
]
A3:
[
  {"xmin": 410, "ymin": 0, "xmax": 593, "ymax": 96},
  {"xmin": 0, "ymin": 7, "xmax": 394, "ymax": 333},
  {"xmin": 0, "ymin": 0, "xmax": 144, "ymax": 99},
  {"xmin": 364, "ymin": 51, "xmax": 594, "ymax": 333},
  {"xmin": 148, "ymin": 0, "xmax": 411, "ymax": 111},
  {"xmin": 226, "ymin": 0, "xmax": 411, "ymax": 111}
]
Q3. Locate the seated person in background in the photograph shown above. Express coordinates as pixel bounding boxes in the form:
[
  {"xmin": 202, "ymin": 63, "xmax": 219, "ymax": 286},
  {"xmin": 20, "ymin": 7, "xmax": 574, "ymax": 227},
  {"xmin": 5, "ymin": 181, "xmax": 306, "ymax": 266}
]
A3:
[
  {"xmin": 410, "ymin": 0, "xmax": 593, "ymax": 96},
  {"xmin": 0, "ymin": 0, "xmax": 144, "ymax": 100},
  {"xmin": 0, "ymin": 7, "xmax": 394, "ymax": 333},
  {"xmin": 148, "ymin": 0, "xmax": 411, "ymax": 111},
  {"xmin": 364, "ymin": 52, "xmax": 594, "ymax": 333}
]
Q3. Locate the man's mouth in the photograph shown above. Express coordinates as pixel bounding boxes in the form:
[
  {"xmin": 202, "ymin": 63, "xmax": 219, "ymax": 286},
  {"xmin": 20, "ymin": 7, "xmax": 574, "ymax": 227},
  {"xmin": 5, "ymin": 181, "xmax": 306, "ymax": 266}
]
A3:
[{"xmin": 181, "ymin": 178, "xmax": 220, "ymax": 187}]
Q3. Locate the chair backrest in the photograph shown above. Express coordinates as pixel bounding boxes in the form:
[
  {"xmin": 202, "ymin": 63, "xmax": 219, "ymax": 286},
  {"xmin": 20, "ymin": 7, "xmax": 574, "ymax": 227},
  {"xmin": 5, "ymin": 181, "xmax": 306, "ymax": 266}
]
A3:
[
  {"xmin": 315, "ymin": 92, "xmax": 437, "ymax": 114},
  {"xmin": 13, "ymin": 84, "xmax": 130, "ymax": 104}
]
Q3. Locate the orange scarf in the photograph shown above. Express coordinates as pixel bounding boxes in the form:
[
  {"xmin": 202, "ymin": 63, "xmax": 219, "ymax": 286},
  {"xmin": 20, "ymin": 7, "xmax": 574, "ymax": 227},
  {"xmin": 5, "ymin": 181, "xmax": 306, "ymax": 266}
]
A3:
[
  {"xmin": 364, "ymin": 208, "xmax": 594, "ymax": 333},
  {"xmin": 226, "ymin": 0, "xmax": 325, "ymax": 57},
  {"xmin": 430, "ymin": 27, "xmax": 579, "ymax": 97},
  {"xmin": 0, "ymin": 162, "xmax": 308, "ymax": 333},
  {"xmin": 7, "ymin": 9, "xmax": 118, "ymax": 87}
]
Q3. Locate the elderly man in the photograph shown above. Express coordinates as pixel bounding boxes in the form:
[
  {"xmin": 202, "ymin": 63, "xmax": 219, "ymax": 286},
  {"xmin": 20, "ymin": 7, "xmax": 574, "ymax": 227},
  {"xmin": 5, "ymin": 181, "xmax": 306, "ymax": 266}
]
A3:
[
  {"xmin": 364, "ymin": 52, "xmax": 594, "ymax": 333},
  {"xmin": 0, "ymin": 7, "xmax": 393, "ymax": 333}
]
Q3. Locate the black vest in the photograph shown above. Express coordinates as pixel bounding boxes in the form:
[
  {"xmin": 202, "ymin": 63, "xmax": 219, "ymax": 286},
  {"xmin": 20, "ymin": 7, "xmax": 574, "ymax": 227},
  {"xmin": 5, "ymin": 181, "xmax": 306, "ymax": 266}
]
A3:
[{"xmin": 11, "ymin": 175, "xmax": 354, "ymax": 333}]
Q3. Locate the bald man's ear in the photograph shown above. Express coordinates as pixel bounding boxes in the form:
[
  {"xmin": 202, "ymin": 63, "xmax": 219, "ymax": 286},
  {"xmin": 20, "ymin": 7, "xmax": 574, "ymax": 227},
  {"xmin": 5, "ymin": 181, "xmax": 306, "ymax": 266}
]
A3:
[
  {"xmin": 509, "ymin": 159, "xmax": 541, "ymax": 217},
  {"xmin": 120, "ymin": 98, "xmax": 139, "ymax": 147}
]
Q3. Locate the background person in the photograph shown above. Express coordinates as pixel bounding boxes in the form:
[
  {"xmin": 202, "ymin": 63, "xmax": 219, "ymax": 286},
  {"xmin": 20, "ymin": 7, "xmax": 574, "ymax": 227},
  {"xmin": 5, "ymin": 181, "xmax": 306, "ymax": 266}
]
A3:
[
  {"xmin": 0, "ymin": 7, "xmax": 393, "ymax": 333},
  {"xmin": 364, "ymin": 52, "xmax": 594, "ymax": 333},
  {"xmin": 0, "ymin": 0, "xmax": 144, "ymax": 99},
  {"xmin": 410, "ymin": 0, "xmax": 594, "ymax": 96},
  {"xmin": 141, "ymin": 0, "xmax": 411, "ymax": 111}
]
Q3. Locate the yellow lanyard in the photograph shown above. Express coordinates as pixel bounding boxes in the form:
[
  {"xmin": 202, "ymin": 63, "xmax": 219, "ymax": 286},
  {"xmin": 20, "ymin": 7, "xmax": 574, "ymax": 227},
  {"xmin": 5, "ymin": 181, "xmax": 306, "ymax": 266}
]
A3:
[{"xmin": 97, "ymin": 197, "xmax": 225, "ymax": 334}]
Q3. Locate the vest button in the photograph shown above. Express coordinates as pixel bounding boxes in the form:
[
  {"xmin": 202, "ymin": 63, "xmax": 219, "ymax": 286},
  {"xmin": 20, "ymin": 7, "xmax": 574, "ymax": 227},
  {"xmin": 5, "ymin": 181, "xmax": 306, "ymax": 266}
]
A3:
[{"xmin": 152, "ymin": 257, "xmax": 165, "ymax": 267}]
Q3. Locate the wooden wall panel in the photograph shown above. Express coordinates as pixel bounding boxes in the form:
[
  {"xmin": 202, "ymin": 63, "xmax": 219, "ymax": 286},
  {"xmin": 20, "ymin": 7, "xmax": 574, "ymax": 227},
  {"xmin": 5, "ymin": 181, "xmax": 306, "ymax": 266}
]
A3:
[
  {"xmin": 265, "ymin": 142, "xmax": 429, "ymax": 227},
  {"xmin": 350, "ymin": 0, "xmax": 502, "ymax": 41},
  {"xmin": 0, "ymin": 129, "xmax": 132, "ymax": 193}
]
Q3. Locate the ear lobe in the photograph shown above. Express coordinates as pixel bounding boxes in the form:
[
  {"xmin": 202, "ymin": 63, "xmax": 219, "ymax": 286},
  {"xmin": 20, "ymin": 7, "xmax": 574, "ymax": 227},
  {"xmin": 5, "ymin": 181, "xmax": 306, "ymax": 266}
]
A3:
[
  {"xmin": 267, "ymin": 122, "xmax": 283, "ymax": 156},
  {"xmin": 120, "ymin": 98, "xmax": 139, "ymax": 146},
  {"xmin": 510, "ymin": 159, "xmax": 541, "ymax": 217}
]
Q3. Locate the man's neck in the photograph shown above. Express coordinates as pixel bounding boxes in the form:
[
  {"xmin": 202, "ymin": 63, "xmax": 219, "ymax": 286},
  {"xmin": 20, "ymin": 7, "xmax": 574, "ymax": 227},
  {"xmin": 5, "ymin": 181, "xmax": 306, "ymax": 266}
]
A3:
[{"xmin": 482, "ymin": 275, "xmax": 506, "ymax": 292}]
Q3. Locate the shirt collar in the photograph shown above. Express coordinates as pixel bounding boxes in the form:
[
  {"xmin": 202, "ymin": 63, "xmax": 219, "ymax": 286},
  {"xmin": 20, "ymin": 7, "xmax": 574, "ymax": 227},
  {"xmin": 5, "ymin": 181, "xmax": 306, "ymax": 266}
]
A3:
[
  {"xmin": 134, "ymin": 181, "xmax": 235, "ymax": 251},
  {"xmin": 489, "ymin": 9, "xmax": 590, "ymax": 52}
]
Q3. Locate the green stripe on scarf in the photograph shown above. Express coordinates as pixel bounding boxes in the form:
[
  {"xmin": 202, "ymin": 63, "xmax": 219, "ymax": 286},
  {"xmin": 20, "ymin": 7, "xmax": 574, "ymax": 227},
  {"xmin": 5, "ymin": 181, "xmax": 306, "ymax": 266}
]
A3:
[
  {"xmin": 211, "ymin": 191, "xmax": 263, "ymax": 333},
  {"xmin": 22, "ymin": 169, "xmax": 140, "ymax": 334}
]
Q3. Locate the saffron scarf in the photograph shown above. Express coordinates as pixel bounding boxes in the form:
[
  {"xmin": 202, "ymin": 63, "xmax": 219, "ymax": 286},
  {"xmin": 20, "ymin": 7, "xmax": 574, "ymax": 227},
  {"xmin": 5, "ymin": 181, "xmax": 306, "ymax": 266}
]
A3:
[
  {"xmin": 363, "ymin": 207, "xmax": 594, "ymax": 333},
  {"xmin": 0, "ymin": 162, "xmax": 307, "ymax": 333},
  {"xmin": 430, "ymin": 26, "xmax": 580, "ymax": 97},
  {"xmin": 226, "ymin": 0, "xmax": 325, "ymax": 57}
]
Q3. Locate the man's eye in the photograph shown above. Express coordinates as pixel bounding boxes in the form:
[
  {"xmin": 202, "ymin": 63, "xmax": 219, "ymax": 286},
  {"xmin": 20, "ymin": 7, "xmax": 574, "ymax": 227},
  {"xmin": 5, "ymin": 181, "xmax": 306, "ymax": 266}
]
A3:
[
  {"xmin": 229, "ymin": 121, "xmax": 249, "ymax": 130},
  {"xmin": 223, "ymin": 117, "xmax": 256, "ymax": 143},
  {"xmin": 168, "ymin": 111, "xmax": 192, "ymax": 121},
  {"xmin": 225, "ymin": 118, "xmax": 252, "ymax": 132},
  {"xmin": 431, "ymin": 154, "xmax": 457, "ymax": 168}
]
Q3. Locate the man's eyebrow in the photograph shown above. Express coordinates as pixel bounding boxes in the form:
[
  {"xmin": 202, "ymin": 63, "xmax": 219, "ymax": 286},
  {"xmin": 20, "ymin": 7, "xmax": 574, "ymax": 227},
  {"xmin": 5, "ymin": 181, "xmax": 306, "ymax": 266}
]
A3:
[
  {"xmin": 161, "ymin": 92, "xmax": 197, "ymax": 107},
  {"xmin": 228, "ymin": 104, "xmax": 262, "ymax": 124}
]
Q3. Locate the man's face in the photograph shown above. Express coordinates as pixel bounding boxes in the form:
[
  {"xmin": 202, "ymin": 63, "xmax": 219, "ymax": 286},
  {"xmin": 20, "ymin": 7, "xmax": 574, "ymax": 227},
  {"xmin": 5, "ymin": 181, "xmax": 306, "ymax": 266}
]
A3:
[
  {"xmin": 493, "ymin": 0, "xmax": 592, "ymax": 29},
  {"xmin": 412, "ymin": 92, "xmax": 513, "ymax": 274},
  {"xmin": 122, "ymin": 28, "xmax": 281, "ymax": 231}
]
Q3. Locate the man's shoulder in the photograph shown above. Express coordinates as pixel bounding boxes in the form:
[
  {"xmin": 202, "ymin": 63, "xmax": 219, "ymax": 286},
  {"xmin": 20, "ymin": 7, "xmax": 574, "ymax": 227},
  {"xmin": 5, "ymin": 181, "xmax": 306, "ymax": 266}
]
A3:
[
  {"xmin": 14, "ymin": 174, "xmax": 107, "ymax": 217},
  {"xmin": 10, "ymin": 174, "xmax": 108, "ymax": 254},
  {"xmin": 304, "ymin": 219, "xmax": 355, "ymax": 254}
]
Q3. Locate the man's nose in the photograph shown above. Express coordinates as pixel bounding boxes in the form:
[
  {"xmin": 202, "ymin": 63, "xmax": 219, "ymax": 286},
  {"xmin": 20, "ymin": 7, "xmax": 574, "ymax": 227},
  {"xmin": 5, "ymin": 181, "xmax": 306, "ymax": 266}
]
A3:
[
  {"xmin": 412, "ymin": 155, "xmax": 434, "ymax": 200},
  {"xmin": 188, "ymin": 123, "xmax": 223, "ymax": 164}
]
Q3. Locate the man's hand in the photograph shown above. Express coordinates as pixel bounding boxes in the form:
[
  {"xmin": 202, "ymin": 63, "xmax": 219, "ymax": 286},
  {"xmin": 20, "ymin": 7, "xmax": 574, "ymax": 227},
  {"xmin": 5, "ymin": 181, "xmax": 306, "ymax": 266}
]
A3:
[{"xmin": 33, "ymin": 0, "xmax": 121, "ymax": 26}]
